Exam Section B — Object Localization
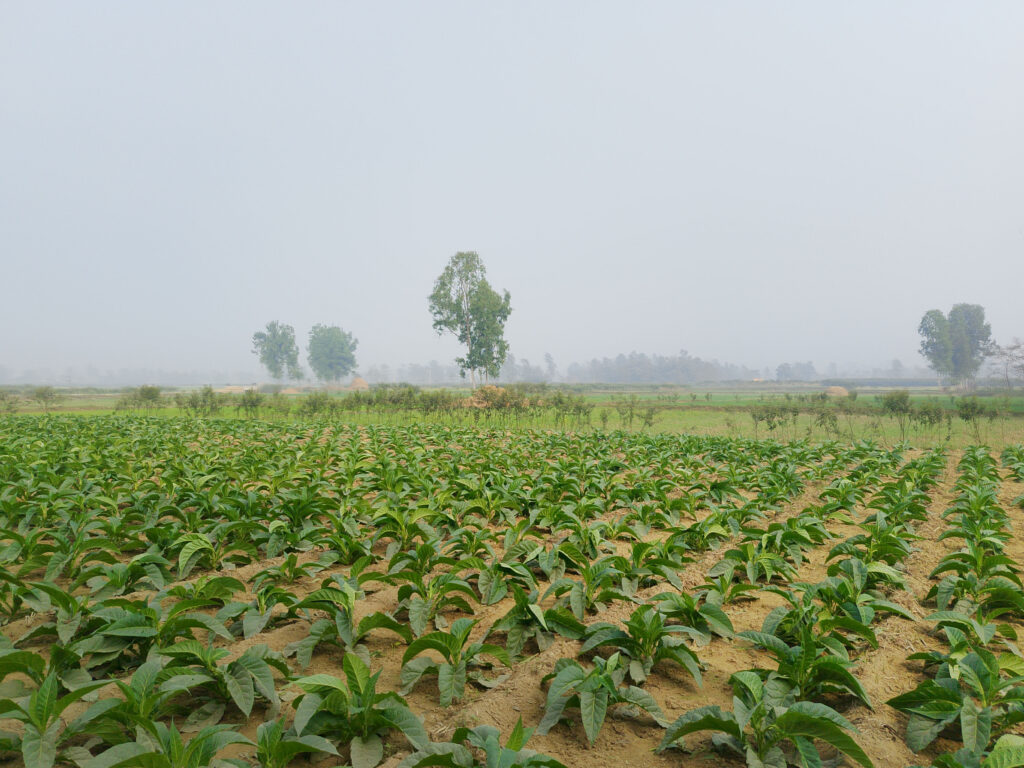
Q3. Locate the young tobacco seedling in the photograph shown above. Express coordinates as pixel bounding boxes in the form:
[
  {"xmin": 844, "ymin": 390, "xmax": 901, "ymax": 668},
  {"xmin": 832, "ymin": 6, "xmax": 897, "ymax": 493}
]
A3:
[
  {"xmin": 400, "ymin": 617, "xmax": 511, "ymax": 706},
  {"xmin": 657, "ymin": 670, "xmax": 873, "ymax": 768},
  {"xmin": 888, "ymin": 647, "xmax": 1024, "ymax": 755},
  {"xmin": 581, "ymin": 604, "xmax": 703, "ymax": 685},
  {"xmin": 82, "ymin": 722, "xmax": 253, "ymax": 768},
  {"xmin": 292, "ymin": 654, "xmax": 428, "ymax": 768},
  {"xmin": 157, "ymin": 640, "xmax": 288, "ymax": 718},
  {"xmin": 537, "ymin": 653, "xmax": 667, "ymax": 746},
  {"xmin": 397, "ymin": 718, "xmax": 567, "ymax": 768},
  {"xmin": 488, "ymin": 583, "xmax": 585, "ymax": 657},
  {"xmin": 255, "ymin": 717, "xmax": 338, "ymax": 768},
  {"xmin": 650, "ymin": 590, "xmax": 734, "ymax": 646},
  {"xmin": 285, "ymin": 581, "xmax": 412, "ymax": 667}
]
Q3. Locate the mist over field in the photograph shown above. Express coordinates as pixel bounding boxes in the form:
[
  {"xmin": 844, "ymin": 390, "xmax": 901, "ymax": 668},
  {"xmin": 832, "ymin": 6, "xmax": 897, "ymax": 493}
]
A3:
[{"xmin": 2, "ymin": 3, "xmax": 1022, "ymax": 385}]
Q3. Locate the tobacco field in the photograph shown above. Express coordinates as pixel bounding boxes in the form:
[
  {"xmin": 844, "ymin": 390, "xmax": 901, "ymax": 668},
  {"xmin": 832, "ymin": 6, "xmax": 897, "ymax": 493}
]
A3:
[{"xmin": 2, "ymin": 416, "xmax": 1024, "ymax": 768}]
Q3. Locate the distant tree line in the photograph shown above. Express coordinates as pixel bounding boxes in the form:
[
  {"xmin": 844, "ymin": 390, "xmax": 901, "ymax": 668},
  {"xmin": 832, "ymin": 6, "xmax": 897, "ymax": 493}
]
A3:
[
  {"xmin": 775, "ymin": 362, "xmax": 818, "ymax": 382},
  {"xmin": 564, "ymin": 350, "xmax": 757, "ymax": 385},
  {"xmin": 498, "ymin": 354, "xmax": 551, "ymax": 383},
  {"xmin": 362, "ymin": 361, "xmax": 463, "ymax": 385}
]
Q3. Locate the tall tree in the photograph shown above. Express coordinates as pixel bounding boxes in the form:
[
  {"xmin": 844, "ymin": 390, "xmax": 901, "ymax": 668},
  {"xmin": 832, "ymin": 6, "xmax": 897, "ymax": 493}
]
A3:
[
  {"xmin": 307, "ymin": 324, "xmax": 358, "ymax": 383},
  {"xmin": 918, "ymin": 304, "xmax": 993, "ymax": 387},
  {"xmin": 918, "ymin": 309, "xmax": 952, "ymax": 379},
  {"xmin": 252, "ymin": 321, "xmax": 303, "ymax": 381},
  {"xmin": 428, "ymin": 252, "xmax": 512, "ymax": 385}
]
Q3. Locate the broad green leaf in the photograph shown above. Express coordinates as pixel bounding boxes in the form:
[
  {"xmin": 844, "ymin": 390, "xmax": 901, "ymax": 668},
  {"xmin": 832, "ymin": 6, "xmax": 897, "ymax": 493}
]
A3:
[
  {"xmin": 438, "ymin": 662, "xmax": 459, "ymax": 707},
  {"xmin": 657, "ymin": 706, "xmax": 740, "ymax": 752},
  {"xmin": 183, "ymin": 700, "xmax": 226, "ymax": 733},
  {"xmin": 378, "ymin": 704, "xmax": 429, "ymax": 750},
  {"xmin": 618, "ymin": 685, "xmax": 667, "ymax": 726},
  {"xmin": 402, "ymin": 633, "xmax": 461, "ymax": 666},
  {"xmin": 905, "ymin": 712, "xmax": 953, "ymax": 752},
  {"xmin": 568, "ymin": 583, "xmax": 584, "ymax": 619},
  {"xmin": 293, "ymin": 674, "xmax": 349, "ymax": 692},
  {"xmin": 408, "ymin": 596, "xmax": 431, "ymax": 638},
  {"xmin": 349, "ymin": 734, "xmax": 384, "ymax": 768},
  {"xmin": 773, "ymin": 711, "xmax": 873, "ymax": 768},
  {"xmin": 22, "ymin": 720, "xmax": 60, "ymax": 768},
  {"xmin": 579, "ymin": 689, "xmax": 608, "ymax": 745},
  {"xmin": 960, "ymin": 697, "xmax": 992, "ymax": 757},
  {"xmin": 987, "ymin": 735, "xmax": 1024, "ymax": 768},
  {"xmin": 291, "ymin": 693, "xmax": 321, "ymax": 737},
  {"xmin": 234, "ymin": 650, "xmax": 279, "ymax": 706},
  {"xmin": 0, "ymin": 650, "xmax": 45, "ymax": 683},
  {"xmin": 81, "ymin": 742, "xmax": 151, "ymax": 768},
  {"xmin": 399, "ymin": 657, "xmax": 435, "ymax": 695},
  {"xmin": 792, "ymin": 736, "xmax": 823, "ymax": 768},
  {"xmin": 358, "ymin": 612, "xmax": 413, "ymax": 644},
  {"xmin": 30, "ymin": 674, "xmax": 58, "ymax": 729},
  {"xmin": 224, "ymin": 663, "xmax": 255, "ymax": 716},
  {"xmin": 342, "ymin": 653, "xmax": 371, "ymax": 695}
]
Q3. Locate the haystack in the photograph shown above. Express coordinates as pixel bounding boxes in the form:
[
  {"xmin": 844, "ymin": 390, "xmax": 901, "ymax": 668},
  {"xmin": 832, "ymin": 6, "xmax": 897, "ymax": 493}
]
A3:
[
  {"xmin": 349, "ymin": 377, "xmax": 369, "ymax": 391},
  {"xmin": 825, "ymin": 386, "xmax": 850, "ymax": 398}
]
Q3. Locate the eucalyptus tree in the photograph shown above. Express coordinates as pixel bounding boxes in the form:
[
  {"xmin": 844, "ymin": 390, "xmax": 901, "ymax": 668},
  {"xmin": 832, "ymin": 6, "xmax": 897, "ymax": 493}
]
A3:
[{"xmin": 428, "ymin": 252, "xmax": 511, "ymax": 386}]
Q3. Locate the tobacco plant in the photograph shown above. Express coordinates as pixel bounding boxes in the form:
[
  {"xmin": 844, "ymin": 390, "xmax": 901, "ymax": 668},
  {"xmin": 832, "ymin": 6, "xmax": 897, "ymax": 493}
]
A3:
[
  {"xmin": 543, "ymin": 557, "xmax": 632, "ymax": 620},
  {"xmin": 738, "ymin": 623, "xmax": 872, "ymax": 707},
  {"xmin": 488, "ymin": 584, "xmax": 585, "ymax": 657},
  {"xmin": 82, "ymin": 723, "xmax": 252, "ymax": 768},
  {"xmin": 255, "ymin": 717, "xmax": 338, "ymax": 768},
  {"xmin": 292, "ymin": 654, "xmax": 428, "ymax": 768},
  {"xmin": 537, "ymin": 653, "xmax": 667, "ymax": 745},
  {"xmin": 285, "ymin": 581, "xmax": 412, "ymax": 667},
  {"xmin": 888, "ymin": 647, "xmax": 1024, "ymax": 755},
  {"xmin": 400, "ymin": 618, "xmax": 511, "ymax": 705},
  {"xmin": 157, "ymin": 640, "xmax": 288, "ymax": 718},
  {"xmin": 657, "ymin": 670, "xmax": 873, "ymax": 768},
  {"xmin": 650, "ymin": 590, "xmax": 735, "ymax": 645},
  {"xmin": 581, "ymin": 604, "xmax": 703, "ymax": 685},
  {"xmin": 0, "ymin": 674, "xmax": 114, "ymax": 768},
  {"xmin": 397, "ymin": 718, "xmax": 567, "ymax": 768}
]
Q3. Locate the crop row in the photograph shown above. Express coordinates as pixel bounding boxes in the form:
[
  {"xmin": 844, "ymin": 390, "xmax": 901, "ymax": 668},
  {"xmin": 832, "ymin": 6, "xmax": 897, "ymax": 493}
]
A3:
[{"xmin": 886, "ymin": 447, "xmax": 1024, "ymax": 768}]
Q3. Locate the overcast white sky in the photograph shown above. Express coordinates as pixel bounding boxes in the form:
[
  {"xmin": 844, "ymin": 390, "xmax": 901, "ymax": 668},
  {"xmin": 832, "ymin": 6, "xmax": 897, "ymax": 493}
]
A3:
[{"xmin": 2, "ymin": 3, "xmax": 1022, "ymax": 379}]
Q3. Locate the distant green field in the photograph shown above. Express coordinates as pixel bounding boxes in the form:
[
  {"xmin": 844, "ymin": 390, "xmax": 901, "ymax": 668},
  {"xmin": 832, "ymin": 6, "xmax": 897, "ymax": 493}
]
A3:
[{"xmin": 7, "ymin": 383, "xmax": 1024, "ymax": 449}]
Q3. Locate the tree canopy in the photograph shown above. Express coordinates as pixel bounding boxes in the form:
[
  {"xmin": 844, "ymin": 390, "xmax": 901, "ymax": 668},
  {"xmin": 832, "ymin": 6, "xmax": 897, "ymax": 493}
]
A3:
[
  {"xmin": 252, "ymin": 321, "xmax": 303, "ymax": 381},
  {"xmin": 307, "ymin": 324, "xmax": 358, "ymax": 382},
  {"xmin": 918, "ymin": 303, "xmax": 994, "ymax": 387},
  {"xmin": 428, "ymin": 252, "xmax": 512, "ymax": 385}
]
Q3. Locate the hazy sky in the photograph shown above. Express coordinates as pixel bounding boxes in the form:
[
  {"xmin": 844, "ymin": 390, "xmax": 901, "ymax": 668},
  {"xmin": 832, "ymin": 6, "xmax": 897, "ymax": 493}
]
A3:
[{"xmin": 2, "ymin": 3, "xmax": 1022, "ymax": 379}]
